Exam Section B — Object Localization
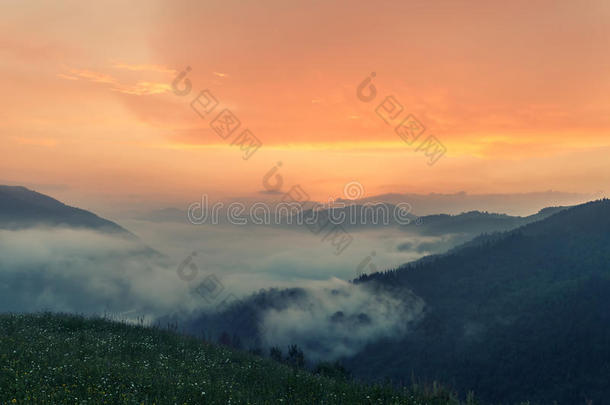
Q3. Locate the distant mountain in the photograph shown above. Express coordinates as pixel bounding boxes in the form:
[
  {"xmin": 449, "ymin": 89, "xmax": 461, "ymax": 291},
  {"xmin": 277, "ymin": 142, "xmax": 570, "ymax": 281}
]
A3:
[
  {"xmin": 254, "ymin": 203, "xmax": 566, "ymax": 239},
  {"xmin": 131, "ymin": 202, "xmax": 569, "ymax": 245},
  {"xmin": 411, "ymin": 206, "xmax": 568, "ymax": 236},
  {"xmin": 281, "ymin": 205, "xmax": 568, "ymax": 254},
  {"xmin": 0, "ymin": 185, "xmax": 132, "ymax": 236},
  {"xmin": 282, "ymin": 202, "xmax": 417, "ymax": 230},
  {"xmin": 346, "ymin": 200, "xmax": 610, "ymax": 404},
  {"xmin": 134, "ymin": 191, "xmax": 599, "ymax": 222},
  {"xmin": 344, "ymin": 190, "xmax": 597, "ymax": 216}
]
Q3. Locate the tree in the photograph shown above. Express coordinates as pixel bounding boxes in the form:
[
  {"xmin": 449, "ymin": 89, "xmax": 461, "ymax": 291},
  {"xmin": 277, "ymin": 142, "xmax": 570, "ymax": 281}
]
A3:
[
  {"xmin": 314, "ymin": 361, "xmax": 351, "ymax": 380},
  {"xmin": 270, "ymin": 346, "xmax": 283, "ymax": 362},
  {"xmin": 286, "ymin": 344, "xmax": 305, "ymax": 368}
]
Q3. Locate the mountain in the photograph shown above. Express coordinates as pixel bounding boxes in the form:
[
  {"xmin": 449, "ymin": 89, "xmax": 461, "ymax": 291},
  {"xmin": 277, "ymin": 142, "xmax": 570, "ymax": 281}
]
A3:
[
  {"xmin": 277, "ymin": 204, "xmax": 567, "ymax": 241},
  {"xmin": 346, "ymin": 199, "xmax": 610, "ymax": 404},
  {"xmin": 0, "ymin": 186, "xmax": 166, "ymax": 314},
  {"xmin": 186, "ymin": 200, "xmax": 609, "ymax": 404},
  {"xmin": 344, "ymin": 191, "xmax": 596, "ymax": 216},
  {"xmin": 284, "ymin": 202, "xmax": 417, "ymax": 230},
  {"xmin": 406, "ymin": 206, "xmax": 568, "ymax": 236},
  {"xmin": 261, "ymin": 203, "xmax": 566, "ymax": 234},
  {"xmin": 131, "ymin": 202, "xmax": 568, "ymax": 248},
  {"xmin": 0, "ymin": 185, "xmax": 132, "ymax": 236}
]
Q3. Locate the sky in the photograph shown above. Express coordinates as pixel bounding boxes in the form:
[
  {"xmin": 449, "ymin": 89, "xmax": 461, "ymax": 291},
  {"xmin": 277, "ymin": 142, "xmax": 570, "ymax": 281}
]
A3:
[{"xmin": 1, "ymin": 0, "xmax": 609, "ymax": 212}]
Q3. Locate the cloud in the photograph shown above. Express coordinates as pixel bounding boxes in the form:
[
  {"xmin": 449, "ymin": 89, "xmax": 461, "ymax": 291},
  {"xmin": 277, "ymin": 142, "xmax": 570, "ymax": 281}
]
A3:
[
  {"xmin": 67, "ymin": 68, "xmax": 117, "ymax": 84},
  {"xmin": 117, "ymin": 221, "xmax": 435, "ymax": 292},
  {"xmin": 59, "ymin": 67, "xmax": 173, "ymax": 95},
  {"xmin": 109, "ymin": 81, "xmax": 172, "ymax": 96},
  {"xmin": 0, "ymin": 228, "xmax": 204, "ymax": 318},
  {"xmin": 111, "ymin": 63, "xmax": 176, "ymax": 74},
  {"xmin": 0, "ymin": 222, "xmax": 462, "ymax": 360},
  {"xmin": 258, "ymin": 278, "xmax": 425, "ymax": 361}
]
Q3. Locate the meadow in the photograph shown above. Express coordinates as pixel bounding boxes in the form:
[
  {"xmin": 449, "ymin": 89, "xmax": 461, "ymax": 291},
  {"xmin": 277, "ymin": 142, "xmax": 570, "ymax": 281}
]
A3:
[{"xmin": 0, "ymin": 313, "xmax": 469, "ymax": 404}]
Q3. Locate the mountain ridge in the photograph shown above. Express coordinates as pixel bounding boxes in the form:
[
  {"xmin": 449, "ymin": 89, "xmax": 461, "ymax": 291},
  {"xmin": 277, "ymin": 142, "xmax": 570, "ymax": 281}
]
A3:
[
  {"xmin": 347, "ymin": 199, "xmax": 610, "ymax": 404},
  {"xmin": 0, "ymin": 185, "xmax": 134, "ymax": 237}
]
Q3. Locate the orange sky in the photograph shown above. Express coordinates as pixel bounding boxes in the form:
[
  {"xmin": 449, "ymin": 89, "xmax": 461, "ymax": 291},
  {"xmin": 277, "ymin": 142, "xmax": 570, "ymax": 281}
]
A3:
[{"xmin": 1, "ymin": 0, "xmax": 609, "ymax": 209}]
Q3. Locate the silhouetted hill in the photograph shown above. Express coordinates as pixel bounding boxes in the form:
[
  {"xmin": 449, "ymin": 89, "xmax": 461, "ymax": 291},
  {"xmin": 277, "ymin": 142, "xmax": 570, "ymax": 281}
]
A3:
[
  {"xmin": 348, "ymin": 199, "xmax": 610, "ymax": 404},
  {"xmin": 278, "ymin": 204, "xmax": 567, "ymax": 240},
  {"xmin": 345, "ymin": 191, "xmax": 594, "ymax": 216},
  {"xmin": 410, "ymin": 206, "xmax": 568, "ymax": 236},
  {"xmin": 0, "ymin": 185, "xmax": 132, "ymax": 236}
]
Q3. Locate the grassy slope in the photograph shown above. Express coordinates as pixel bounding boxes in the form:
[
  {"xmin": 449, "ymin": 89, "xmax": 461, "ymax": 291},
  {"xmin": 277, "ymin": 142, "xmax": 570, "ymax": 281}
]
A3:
[{"xmin": 0, "ymin": 313, "xmax": 462, "ymax": 405}]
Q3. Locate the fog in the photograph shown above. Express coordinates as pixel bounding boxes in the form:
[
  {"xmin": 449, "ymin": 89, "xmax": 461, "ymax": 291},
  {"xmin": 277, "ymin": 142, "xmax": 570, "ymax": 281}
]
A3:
[
  {"xmin": 259, "ymin": 278, "xmax": 425, "ymax": 361},
  {"xmin": 121, "ymin": 219, "xmax": 453, "ymax": 293},
  {"xmin": 0, "ymin": 228, "xmax": 198, "ymax": 317},
  {"xmin": 0, "ymin": 222, "xmax": 454, "ymax": 359}
]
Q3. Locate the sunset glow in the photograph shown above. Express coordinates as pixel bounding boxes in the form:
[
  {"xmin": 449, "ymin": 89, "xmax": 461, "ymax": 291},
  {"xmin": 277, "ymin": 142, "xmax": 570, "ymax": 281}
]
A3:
[{"xmin": 1, "ymin": 0, "xmax": 609, "ymax": 208}]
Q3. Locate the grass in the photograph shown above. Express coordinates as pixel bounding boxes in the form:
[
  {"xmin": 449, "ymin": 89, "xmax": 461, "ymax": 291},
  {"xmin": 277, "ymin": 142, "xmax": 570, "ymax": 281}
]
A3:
[{"xmin": 0, "ymin": 312, "xmax": 466, "ymax": 404}]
